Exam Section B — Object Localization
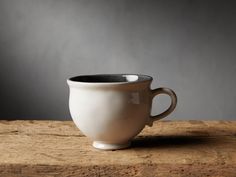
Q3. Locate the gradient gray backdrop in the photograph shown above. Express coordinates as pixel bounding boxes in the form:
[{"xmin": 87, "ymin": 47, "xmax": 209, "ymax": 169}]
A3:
[{"xmin": 0, "ymin": 0, "xmax": 236, "ymax": 120}]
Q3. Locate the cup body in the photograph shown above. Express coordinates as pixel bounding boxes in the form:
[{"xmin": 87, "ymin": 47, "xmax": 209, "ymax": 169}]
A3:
[{"xmin": 67, "ymin": 74, "xmax": 153, "ymax": 149}]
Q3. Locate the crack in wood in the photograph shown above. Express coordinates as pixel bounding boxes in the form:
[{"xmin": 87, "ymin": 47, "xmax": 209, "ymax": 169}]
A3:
[{"xmin": 39, "ymin": 153, "xmax": 65, "ymax": 162}]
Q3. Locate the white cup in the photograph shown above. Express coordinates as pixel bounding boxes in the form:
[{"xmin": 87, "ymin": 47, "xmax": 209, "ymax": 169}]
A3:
[{"xmin": 67, "ymin": 74, "xmax": 177, "ymax": 150}]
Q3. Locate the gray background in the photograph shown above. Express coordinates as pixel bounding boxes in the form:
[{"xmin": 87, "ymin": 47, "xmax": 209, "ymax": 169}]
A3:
[{"xmin": 0, "ymin": 0, "xmax": 236, "ymax": 120}]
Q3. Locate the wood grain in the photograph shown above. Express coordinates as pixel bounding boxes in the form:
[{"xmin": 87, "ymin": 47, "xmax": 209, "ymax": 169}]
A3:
[{"xmin": 0, "ymin": 120, "xmax": 235, "ymax": 177}]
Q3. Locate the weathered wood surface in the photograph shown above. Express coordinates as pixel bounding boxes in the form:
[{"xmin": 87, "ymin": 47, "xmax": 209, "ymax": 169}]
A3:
[{"xmin": 0, "ymin": 120, "xmax": 235, "ymax": 177}]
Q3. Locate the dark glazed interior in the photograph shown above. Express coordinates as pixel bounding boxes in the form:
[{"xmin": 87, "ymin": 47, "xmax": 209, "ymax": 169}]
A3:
[{"xmin": 69, "ymin": 74, "xmax": 152, "ymax": 83}]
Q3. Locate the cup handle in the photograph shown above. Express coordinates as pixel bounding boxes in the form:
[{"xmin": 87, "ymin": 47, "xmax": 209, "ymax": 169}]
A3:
[{"xmin": 147, "ymin": 87, "xmax": 177, "ymax": 126}]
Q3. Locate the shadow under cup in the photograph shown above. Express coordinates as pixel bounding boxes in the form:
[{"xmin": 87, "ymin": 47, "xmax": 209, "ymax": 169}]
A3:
[{"xmin": 67, "ymin": 74, "xmax": 177, "ymax": 150}]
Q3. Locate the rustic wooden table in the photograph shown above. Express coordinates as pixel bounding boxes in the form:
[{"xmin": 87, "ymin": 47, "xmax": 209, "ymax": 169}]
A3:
[{"xmin": 0, "ymin": 120, "xmax": 235, "ymax": 177}]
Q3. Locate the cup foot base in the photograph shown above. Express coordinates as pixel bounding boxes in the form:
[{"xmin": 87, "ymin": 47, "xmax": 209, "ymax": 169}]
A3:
[{"xmin": 93, "ymin": 141, "xmax": 131, "ymax": 150}]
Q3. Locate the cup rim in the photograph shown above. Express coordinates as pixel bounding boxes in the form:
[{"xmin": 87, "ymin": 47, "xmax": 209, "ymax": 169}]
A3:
[{"xmin": 67, "ymin": 74, "xmax": 153, "ymax": 85}]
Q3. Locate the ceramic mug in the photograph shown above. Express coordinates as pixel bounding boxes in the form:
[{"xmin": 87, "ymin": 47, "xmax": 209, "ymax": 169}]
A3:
[{"xmin": 67, "ymin": 74, "xmax": 177, "ymax": 150}]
